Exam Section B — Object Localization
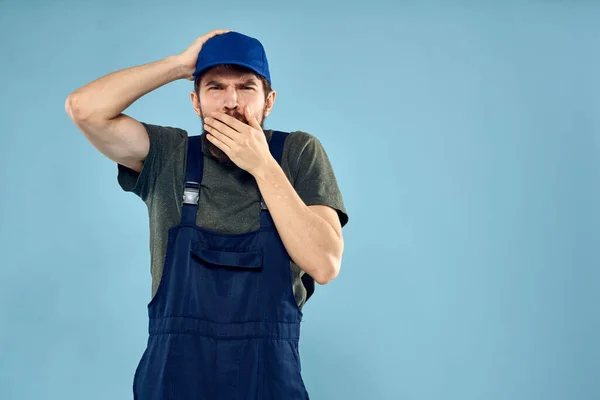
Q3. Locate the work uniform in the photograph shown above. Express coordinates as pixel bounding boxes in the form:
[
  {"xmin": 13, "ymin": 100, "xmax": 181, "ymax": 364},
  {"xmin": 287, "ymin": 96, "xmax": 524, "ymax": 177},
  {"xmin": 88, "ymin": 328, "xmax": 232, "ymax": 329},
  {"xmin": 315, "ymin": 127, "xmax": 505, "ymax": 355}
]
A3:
[{"xmin": 132, "ymin": 131, "xmax": 310, "ymax": 399}]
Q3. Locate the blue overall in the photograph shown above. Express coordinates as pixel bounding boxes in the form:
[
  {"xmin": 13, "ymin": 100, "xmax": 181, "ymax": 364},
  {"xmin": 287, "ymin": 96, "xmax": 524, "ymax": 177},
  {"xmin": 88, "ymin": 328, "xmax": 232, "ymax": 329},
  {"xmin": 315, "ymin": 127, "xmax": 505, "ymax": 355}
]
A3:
[{"xmin": 132, "ymin": 131, "xmax": 310, "ymax": 400}]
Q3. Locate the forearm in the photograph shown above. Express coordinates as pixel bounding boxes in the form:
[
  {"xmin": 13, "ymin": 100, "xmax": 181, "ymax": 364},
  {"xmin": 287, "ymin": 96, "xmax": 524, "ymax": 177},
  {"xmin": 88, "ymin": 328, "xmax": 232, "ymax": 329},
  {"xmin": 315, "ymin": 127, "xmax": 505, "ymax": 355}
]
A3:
[
  {"xmin": 67, "ymin": 55, "xmax": 187, "ymax": 121},
  {"xmin": 253, "ymin": 158, "xmax": 342, "ymax": 284}
]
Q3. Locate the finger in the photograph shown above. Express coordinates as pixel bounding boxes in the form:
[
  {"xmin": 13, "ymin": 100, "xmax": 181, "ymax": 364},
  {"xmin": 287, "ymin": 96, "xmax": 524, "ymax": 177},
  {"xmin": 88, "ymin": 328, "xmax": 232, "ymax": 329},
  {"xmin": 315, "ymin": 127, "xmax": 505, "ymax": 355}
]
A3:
[
  {"xmin": 202, "ymin": 29, "xmax": 230, "ymax": 42},
  {"xmin": 205, "ymin": 130, "xmax": 231, "ymax": 154},
  {"xmin": 212, "ymin": 112, "xmax": 249, "ymax": 133},
  {"xmin": 244, "ymin": 105, "xmax": 261, "ymax": 130},
  {"xmin": 204, "ymin": 124, "xmax": 235, "ymax": 148},
  {"xmin": 204, "ymin": 117, "xmax": 239, "ymax": 140}
]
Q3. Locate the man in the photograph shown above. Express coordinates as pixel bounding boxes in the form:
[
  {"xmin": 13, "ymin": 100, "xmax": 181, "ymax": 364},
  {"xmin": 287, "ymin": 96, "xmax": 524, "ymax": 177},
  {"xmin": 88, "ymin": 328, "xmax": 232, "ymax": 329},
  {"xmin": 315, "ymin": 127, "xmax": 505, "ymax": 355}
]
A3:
[{"xmin": 65, "ymin": 30, "xmax": 349, "ymax": 399}]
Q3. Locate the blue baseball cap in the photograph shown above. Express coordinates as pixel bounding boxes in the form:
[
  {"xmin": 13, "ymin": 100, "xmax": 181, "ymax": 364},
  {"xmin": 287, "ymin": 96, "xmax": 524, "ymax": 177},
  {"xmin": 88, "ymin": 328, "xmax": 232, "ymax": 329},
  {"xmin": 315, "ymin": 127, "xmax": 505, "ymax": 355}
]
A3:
[{"xmin": 192, "ymin": 31, "xmax": 271, "ymax": 84}]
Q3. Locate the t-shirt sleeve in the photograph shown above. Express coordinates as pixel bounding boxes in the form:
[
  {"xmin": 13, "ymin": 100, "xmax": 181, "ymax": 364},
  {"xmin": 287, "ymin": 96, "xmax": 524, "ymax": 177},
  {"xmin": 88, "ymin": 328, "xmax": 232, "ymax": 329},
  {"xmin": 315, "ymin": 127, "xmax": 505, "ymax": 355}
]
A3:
[
  {"xmin": 289, "ymin": 131, "xmax": 349, "ymax": 228},
  {"xmin": 117, "ymin": 122, "xmax": 187, "ymax": 202}
]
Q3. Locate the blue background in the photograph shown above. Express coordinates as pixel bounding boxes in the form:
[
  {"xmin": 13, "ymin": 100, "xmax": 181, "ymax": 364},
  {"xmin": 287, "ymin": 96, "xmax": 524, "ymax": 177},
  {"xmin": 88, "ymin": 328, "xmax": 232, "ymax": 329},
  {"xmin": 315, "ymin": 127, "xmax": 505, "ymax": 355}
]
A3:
[{"xmin": 1, "ymin": 1, "xmax": 599, "ymax": 399}]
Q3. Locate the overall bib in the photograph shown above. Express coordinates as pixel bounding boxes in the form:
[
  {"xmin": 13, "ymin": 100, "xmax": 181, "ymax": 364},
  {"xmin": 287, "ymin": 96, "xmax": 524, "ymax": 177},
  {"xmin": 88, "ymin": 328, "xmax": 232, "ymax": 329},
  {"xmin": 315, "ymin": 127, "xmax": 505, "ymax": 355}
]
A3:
[{"xmin": 132, "ymin": 131, "xmax": 310, "ymax": 400}]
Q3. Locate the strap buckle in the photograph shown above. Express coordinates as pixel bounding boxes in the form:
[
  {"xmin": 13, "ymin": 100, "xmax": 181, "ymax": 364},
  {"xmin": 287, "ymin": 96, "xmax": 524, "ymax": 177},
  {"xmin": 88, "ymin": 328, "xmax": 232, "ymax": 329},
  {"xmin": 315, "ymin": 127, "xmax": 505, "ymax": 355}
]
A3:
[{"xmin": 183, "ymin": 181, "xmax": 200, "ymax": 205}]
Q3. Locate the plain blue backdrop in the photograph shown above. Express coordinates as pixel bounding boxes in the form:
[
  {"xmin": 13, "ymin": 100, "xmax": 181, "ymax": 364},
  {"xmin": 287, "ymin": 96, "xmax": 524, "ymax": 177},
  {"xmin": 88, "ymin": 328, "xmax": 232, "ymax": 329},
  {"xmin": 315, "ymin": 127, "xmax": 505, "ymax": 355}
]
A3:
[{"xmin": 1, "ymin": 1, "xmax": 599, "ymax": 399}]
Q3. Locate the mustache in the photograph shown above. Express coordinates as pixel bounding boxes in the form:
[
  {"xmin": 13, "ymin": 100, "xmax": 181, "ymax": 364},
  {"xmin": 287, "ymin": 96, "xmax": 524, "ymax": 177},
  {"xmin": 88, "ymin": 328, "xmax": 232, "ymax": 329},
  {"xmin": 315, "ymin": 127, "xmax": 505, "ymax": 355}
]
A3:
[
  {"xmin": 226, "ymin": 110, "xmax": 246, "ymax": 122},
  {"xmin": 203, "ymin": 110, "xmax": 247, "ymax": 125}
]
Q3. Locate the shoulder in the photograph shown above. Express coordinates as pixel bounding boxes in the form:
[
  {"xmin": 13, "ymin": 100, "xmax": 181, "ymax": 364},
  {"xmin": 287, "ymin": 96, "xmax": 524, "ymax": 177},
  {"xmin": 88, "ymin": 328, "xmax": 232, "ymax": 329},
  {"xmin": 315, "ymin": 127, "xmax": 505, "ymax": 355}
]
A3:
[
  {"xmin": 283, "ymin": 130, "xmax": 319, "ymax": 150},
  {"xmin": 141, "ymin": 122, "xmax": 189, "ymax": 162},
  {"xmin": 281, "ymin": 130, "xmax": 325, "ymax": 163},
  {"xmin": 278, "ymin": 130, "xmax": 317, "ymax": 178},
  {"xmin": 117, "ymin": 123, "xmax": 188, "ymax": 199},
  {"xmin": 278, "ymin": 130, "xmax": 336, "ymax": 181},
  {"xmin": 141, "ymin": 122, "xmax": 188, "ymax": 142}
]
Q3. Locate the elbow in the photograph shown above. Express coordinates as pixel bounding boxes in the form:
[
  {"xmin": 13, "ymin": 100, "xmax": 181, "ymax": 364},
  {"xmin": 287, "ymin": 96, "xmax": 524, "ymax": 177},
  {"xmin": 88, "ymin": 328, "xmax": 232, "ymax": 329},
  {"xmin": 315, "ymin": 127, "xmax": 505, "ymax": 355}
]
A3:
[
  {"xmin": 313, "ymin": 256, "xmax": 342, "ymax": 285},
  {"xmin": 314, "ymin": 237, "xmax": 344, "ymax": 285},
  {"xmin": 65, "ymin": 92, "xmax": 93, "ymax": 122},
  {"xmin": 65, "ymin": 93, "xmax": 83, "ymax": 121}
]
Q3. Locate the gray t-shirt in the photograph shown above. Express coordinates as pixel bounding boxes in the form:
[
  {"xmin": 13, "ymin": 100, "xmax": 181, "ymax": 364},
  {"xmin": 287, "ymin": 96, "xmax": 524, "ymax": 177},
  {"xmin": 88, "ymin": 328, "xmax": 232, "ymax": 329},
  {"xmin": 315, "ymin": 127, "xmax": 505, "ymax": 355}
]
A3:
[{"xmin": 117, "ymin": 123, "xmax": 349, "ymax": 310}]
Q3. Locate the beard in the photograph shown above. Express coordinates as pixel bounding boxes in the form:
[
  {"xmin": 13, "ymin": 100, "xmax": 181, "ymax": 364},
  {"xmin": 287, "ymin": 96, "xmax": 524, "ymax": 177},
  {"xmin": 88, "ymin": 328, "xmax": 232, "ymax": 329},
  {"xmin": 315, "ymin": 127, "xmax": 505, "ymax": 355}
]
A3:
[{"xmin": 201, "ymin": 107, "xmax": 266, "ymax": 165}]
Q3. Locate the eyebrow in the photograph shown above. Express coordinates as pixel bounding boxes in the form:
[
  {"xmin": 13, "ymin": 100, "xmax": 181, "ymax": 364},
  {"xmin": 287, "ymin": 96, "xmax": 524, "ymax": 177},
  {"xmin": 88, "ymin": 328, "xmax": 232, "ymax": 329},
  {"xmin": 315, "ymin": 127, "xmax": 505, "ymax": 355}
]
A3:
[{"xmin": 203, "ymin": 79, "xmax": 259, "ymax": 87}]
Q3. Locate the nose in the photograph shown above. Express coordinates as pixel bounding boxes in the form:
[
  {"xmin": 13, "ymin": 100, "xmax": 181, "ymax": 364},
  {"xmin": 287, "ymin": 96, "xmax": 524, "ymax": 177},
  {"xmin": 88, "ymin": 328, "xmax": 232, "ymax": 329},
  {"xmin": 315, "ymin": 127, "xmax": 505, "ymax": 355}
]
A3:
[{"xmin": 222, "ymin": 86, "xmax": 238, "ymax": 111}]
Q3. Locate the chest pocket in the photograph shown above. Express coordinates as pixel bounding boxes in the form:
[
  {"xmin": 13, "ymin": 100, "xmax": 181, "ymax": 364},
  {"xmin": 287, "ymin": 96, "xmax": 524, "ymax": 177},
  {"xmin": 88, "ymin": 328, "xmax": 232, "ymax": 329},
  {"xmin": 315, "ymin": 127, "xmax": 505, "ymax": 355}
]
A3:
[{"xmin": 191, "ymin": 242, "xmax": 263, "ymax": 270}]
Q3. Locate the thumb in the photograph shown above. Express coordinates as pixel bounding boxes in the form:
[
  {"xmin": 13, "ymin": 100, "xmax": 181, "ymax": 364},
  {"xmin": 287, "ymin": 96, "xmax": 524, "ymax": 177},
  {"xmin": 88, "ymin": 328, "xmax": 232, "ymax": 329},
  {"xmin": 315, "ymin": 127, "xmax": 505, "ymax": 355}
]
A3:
[{"xmin": 245, "ymin": 105, "xmax": 261, "ymax": 129}]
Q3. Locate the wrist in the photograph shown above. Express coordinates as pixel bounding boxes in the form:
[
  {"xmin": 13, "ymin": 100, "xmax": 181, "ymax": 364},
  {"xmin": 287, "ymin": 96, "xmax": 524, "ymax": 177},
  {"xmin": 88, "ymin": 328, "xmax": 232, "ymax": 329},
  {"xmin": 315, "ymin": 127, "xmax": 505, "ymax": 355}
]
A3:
[
  {"xmin": 168, "ymin": 55, "xmax": 195, "ymax": 80},
  {"xmin": 252, "ymin": 156, "xmax": 279, "ymax": 183}
]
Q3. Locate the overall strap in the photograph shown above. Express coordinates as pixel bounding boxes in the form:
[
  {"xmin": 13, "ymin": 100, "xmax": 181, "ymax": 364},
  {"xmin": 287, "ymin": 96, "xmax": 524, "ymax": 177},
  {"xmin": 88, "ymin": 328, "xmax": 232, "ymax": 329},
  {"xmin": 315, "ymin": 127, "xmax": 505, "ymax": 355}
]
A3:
[{"xmin": 181, "ymin": 135, "xmax": 204, "ymax": 226}]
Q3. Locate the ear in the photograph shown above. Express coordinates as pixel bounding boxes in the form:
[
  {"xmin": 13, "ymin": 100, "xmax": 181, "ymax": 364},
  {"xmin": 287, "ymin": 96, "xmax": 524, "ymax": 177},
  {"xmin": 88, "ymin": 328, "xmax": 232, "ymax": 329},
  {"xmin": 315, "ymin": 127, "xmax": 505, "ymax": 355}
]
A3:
[
  {"xmin": 191, "ymin": 91, "xmax": 202, "ymax": 116},
  {"xmin": 263, "ymin": 90, "xmax": 276, "ymax": 118}
]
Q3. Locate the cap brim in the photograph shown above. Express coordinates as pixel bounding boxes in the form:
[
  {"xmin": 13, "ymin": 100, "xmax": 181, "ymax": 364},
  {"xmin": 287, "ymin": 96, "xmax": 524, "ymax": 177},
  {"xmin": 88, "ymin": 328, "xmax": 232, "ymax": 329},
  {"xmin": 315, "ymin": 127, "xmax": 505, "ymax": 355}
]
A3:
[{"xmin": 193, "ymin": 60, "xmax": 269, "ymax": 83}]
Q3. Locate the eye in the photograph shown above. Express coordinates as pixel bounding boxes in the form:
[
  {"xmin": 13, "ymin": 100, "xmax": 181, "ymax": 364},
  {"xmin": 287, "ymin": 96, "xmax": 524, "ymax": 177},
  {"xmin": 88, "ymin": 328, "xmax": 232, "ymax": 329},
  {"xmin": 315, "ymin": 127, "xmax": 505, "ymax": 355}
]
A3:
[
  {"xmin": 208, "ymin": 86, "xmax": 220, "ymax": 90},
  {"xmin": 244, "ymin": 86, "xmax": 255, "ymax": 90}
]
